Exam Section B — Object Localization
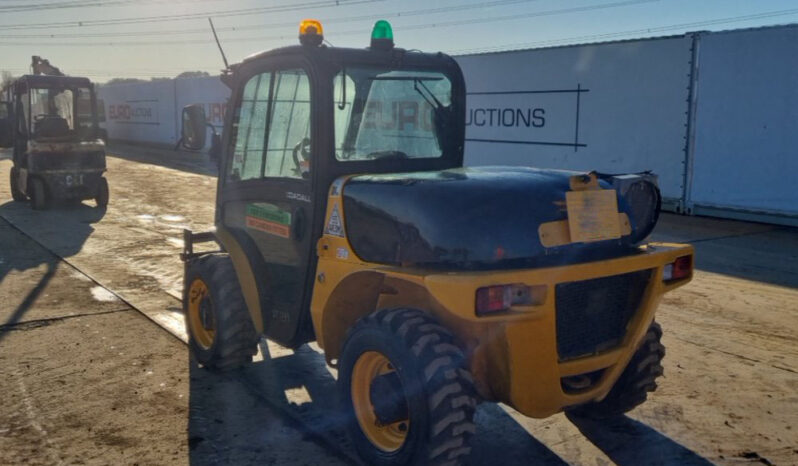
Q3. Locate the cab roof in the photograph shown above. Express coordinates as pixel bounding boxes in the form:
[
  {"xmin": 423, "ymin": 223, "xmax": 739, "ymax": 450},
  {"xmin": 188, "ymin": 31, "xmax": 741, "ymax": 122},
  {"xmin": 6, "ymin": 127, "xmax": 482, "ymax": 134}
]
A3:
[
  {"xmin": 235, "ymin": 44, "xmax": 453, "ymax": 72},
  {"xmin": 241, "ymin": 44, "xmax": 444, "ymax": 63},
  {"xmin": 15, "ymin": 74, "xmax": 93, "ymax": 88}
]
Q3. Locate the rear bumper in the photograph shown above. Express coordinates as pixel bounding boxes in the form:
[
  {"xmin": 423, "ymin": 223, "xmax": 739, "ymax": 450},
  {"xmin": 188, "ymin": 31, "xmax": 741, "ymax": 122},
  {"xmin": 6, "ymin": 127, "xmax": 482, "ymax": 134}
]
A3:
[
  {"xmin": 41, "ymin": 170, "xmax": 105, "ymax": 200},
  {"xmin": 423, "ymin": 242, "xmax": 694, "ymax": 418}
]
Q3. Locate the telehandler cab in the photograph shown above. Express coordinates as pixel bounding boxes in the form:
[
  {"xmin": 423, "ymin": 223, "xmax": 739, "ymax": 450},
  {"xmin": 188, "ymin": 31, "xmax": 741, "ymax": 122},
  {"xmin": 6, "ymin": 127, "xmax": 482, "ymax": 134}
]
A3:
[
  {"xmin": 180, "ymin": 19, "xmax": 694, "ymax": 465},
  {"xmin": 0, "ymin": 57, "xmax": 108, "ymax": 209}
]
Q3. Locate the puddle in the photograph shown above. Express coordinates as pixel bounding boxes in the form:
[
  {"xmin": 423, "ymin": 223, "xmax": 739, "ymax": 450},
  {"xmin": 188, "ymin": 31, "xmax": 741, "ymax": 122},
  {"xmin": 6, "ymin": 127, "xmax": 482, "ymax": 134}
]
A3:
[
  {"xmin": 166, "ymin": 237, "xmax": 183, "ymax": 248},
  {"xmin": 91, "ymin": 286, "xmax": 120, "ymax": 302},
  {"xmin": 159, "ymin": 214, "xmax": 185, "ymax": 222}
]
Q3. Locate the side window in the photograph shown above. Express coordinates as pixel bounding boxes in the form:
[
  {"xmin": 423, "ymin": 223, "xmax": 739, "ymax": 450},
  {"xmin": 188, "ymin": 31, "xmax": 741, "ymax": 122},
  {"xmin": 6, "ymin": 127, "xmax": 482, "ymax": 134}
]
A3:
[
  {"xmin": 265, "ymin": 69, "xmax": 311, "ymax": 179},
  {"xmin": 228, "ymin": 72, "xmax": 272, "ymax": 181}
]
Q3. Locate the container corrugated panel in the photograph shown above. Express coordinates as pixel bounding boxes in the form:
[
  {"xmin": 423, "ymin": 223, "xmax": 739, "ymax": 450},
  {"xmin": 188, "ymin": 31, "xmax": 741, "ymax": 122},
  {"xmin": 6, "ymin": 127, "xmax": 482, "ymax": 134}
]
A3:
[
  {"xmin": 687, "ymin": 25, "xmax": 798, "ymax": 225},
  {"xmin": 455, "ymin": 35, "xmax": 694, "ymax": 209}
]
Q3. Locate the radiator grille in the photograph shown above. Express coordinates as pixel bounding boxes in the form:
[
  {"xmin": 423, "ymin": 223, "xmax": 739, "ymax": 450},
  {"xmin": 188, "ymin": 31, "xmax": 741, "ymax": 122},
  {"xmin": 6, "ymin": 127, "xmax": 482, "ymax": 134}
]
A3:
[{"xmin": 555, "ymin": 269, "xmax": 652, "ymax": 361}]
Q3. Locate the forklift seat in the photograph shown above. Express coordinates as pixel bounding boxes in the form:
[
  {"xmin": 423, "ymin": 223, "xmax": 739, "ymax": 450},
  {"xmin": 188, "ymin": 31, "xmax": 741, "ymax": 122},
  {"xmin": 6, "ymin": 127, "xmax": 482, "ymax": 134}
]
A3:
[{"xmin": 34, "ymin": 116, "xmax": 70, "ymax": 139}]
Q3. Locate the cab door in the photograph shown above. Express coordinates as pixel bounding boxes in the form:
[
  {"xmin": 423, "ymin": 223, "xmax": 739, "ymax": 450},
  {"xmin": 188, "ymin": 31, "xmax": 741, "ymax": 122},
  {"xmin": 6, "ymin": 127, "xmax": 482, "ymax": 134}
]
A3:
[{"xmin": 218, "ymin": 64, "xmax": 316, "ymax": 347}]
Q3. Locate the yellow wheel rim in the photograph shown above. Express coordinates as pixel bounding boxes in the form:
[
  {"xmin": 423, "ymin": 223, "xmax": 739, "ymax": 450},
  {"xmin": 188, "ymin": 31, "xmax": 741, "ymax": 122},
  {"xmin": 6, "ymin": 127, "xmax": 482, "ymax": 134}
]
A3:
[
  {"xmin": 351, "ymin": 351, "xmax": 409, "ymax": 452},
  {"xmin": 187, "ymin": 278, "xmax": 215, "ymax": 349}
]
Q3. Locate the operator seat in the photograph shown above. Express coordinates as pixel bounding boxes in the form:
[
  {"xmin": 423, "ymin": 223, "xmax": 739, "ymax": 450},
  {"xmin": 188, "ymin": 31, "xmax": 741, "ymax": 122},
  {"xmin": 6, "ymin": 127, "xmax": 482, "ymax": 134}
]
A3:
[{"xmin": 34, "ymin": 116, "xmax": 70, "ymax": 139}]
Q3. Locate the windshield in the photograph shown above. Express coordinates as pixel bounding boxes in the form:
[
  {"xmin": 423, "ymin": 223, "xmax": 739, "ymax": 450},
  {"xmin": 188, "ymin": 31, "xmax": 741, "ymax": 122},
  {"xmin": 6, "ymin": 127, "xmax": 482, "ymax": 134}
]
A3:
[
  {"xmin": 26, "ymin": 86, "xmax": 94, "ymax": 140},
  {"xmin": 334, "ymin": 68, "xmax": 452, "ymax": 161}
]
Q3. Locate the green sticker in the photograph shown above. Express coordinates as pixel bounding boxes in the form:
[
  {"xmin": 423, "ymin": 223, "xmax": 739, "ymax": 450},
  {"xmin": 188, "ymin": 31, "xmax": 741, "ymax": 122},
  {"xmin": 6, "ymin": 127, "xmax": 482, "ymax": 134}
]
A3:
[
  {"xmin": 246, "ymin": 203, "xmax": 292, "ymax": 238},
  {"xmin": 246, "ymin": 203, "xmax": 292, "ymax": 225}
]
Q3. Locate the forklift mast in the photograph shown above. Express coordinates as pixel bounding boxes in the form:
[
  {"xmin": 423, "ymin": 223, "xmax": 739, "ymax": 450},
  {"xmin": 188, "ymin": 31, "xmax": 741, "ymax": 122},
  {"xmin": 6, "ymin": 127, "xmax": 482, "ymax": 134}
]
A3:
[{"xmin": 31, "ymin": 56, "xmax": 65, "ymax": 77}]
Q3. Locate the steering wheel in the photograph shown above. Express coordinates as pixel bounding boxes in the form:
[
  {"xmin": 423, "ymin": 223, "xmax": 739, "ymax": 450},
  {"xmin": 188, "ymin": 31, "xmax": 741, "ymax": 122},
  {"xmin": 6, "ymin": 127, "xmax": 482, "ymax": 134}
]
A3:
[
  {"xmin": 34, "ymin": 114, "xmax": 60, "ymax": 122},
  {"xmin": 292, "ymin": 137, "xmax": 311, "ymax": 178}
]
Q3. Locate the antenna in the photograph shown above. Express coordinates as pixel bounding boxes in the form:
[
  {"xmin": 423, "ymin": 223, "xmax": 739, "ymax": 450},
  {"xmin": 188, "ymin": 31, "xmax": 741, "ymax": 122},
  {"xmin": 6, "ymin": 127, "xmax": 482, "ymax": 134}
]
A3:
[{"xmin": 208, "ymin": 17, "xmax": 229, "ymax": 70}]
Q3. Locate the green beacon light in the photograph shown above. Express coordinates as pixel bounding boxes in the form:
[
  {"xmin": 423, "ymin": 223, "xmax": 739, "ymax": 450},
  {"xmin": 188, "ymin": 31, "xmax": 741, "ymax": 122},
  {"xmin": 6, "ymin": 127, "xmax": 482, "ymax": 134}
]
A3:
[{"xmin": 370, "ymin": 20, "xmax": 394, "ymax": 50}]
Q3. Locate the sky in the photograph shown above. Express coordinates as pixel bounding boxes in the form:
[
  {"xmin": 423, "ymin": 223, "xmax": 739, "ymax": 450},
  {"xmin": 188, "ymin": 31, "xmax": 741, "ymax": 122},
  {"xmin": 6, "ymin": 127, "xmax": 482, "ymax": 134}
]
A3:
[{"xmin": 1, "ymin": 0, "xmax": 797, "ymax": 83}]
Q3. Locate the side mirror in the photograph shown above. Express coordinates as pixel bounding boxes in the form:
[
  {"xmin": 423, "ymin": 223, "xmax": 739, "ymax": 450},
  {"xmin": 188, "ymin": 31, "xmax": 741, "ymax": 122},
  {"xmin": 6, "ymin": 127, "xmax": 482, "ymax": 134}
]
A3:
[
  {"xmin": 181, "ymin": 104, "xmax": 207, "ymax": 150},
  {"xmin": 0, "ymin": 101, "xmax": 12, "ymax": 148}
]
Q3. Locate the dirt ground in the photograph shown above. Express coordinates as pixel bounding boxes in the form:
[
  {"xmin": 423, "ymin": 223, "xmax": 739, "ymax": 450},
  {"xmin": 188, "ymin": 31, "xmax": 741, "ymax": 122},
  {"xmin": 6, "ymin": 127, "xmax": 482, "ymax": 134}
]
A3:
[
  {"xmin": 0, "ymin": 218, "xmax": 348, "ymax": 465},
  {"xmin": 0, "ymin": 143, "xmax": 796, "ymax": 465}
]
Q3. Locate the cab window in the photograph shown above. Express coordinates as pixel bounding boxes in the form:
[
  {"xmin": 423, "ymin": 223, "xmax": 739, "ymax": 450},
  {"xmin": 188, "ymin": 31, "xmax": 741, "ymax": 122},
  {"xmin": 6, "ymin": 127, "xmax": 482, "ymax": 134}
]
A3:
[
  {"xmin": 334, "ymin": 68, "xmax": 452, "ymax": 161},
  {"xmin": 227, "ymin": 69, "xmax": 310, "ymax": 182},
  {"xmin": 265, "ymin": 70, "xmax": 311, "ymax": 179},
  {"xmin": 228, "ymin": 72, "xmax": 272, "ymax": 181}
]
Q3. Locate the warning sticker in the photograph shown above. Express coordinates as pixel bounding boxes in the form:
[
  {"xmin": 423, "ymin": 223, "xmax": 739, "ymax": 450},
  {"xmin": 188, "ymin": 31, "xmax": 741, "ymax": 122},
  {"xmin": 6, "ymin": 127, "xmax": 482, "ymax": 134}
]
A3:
[
  {"xmin": 245, "ymin": 203, "xmax": 292, "ymax": 239},
  {"xmin": 325, "ymin": 204, "xmax": 345, "ymax": 237}
]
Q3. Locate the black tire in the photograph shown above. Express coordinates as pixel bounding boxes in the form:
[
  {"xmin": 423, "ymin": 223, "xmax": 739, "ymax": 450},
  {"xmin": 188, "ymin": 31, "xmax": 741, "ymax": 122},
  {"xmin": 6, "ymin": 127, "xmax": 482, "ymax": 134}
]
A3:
[
  {"xmin": 95, "ymin": 177, "xmax": 109, "ymax": 208},
  {"xmin": 568, "ymin": 322, "xmax": 665, "ymax": 419},
  {"xmin": 10, "ymin": 167, "xmax": 25, "ymax": 202},
  {"xmin": 184, "ymin": 254, "xmax": 258, "ymax": 370},
  {"xmin": 29, "ymin": 177, "xmax": 47, "ymax": 210},
  {"xmin": 339, "ymin": 308, "xmax": 477, "ymax": 466}
]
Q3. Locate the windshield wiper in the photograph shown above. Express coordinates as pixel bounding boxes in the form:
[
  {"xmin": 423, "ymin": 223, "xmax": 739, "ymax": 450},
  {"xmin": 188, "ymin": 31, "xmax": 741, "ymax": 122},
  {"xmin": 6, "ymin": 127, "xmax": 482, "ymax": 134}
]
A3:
[{"xmin": 413, "ymin": 78, "xmax": 444, "ymax": 115}]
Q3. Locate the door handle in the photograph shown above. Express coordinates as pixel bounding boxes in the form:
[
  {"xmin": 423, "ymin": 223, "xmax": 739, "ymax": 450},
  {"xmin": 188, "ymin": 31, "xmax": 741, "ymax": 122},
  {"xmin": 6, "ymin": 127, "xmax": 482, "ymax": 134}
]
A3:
[{"xmin": 292, "ymin": 207, "xmax": 306, "ymax": 241}]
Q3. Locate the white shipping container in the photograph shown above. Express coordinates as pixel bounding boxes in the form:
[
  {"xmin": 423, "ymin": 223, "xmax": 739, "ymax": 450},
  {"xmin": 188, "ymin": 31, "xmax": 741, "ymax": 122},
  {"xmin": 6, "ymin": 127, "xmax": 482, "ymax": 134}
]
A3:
[
  {"xmin": 687, "ymin": 25, "xmax": 798, "ymax": 225},
  {"xmin": 99, "ymin": 80, "xmax": 178, "ymax": 145},
  {"xmin": 456, "ymin": 36, "xmax": 695, "ymax": 209}
]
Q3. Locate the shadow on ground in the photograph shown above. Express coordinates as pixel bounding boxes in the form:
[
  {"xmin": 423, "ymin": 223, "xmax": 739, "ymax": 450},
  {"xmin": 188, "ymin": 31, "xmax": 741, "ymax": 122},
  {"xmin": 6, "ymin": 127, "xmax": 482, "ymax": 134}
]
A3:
[
  {"xmin": 652, "ymin": 214, "xmax": 798, "ymax": 289},
  {"xmin": 567, "ymin": 412, "xmax": 714, "ymax": 465},
  {"xmin": 186, "ymin": 341, "xmax": 712, "ymax": 465},
  {"xmin": 0, "ymin": 200, "xmax": 104, "ymax": 343},
  {"xmin": 107, "ymin": 143, "xmax": 218, "ymax": 177}
]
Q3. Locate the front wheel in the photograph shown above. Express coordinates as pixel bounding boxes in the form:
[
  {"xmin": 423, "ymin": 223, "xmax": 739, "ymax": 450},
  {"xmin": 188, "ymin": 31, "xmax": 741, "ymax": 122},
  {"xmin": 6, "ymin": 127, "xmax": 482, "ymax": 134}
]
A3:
[
  {"xmin": 10, "ymin": 167, "xmax": 25, "ymax": 202},
  {"xmin": 184, "ymin": 254, "xmax": 258, "ymax": 370},
  {"xmin": 95, "ymin": 177, "xmax": 109, "ymax": 208},
  {"xmin": 339, "ymin": 308, "xmax": 477, "ymax": 466}
]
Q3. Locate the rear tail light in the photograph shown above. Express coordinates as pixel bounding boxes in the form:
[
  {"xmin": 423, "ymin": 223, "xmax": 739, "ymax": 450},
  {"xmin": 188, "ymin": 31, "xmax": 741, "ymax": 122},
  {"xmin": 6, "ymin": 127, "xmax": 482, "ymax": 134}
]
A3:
[
  {"xmin": 663, "ymin": 255, "xmax": 692, "ymax": 281},
  {"xmin": 476, "ymin": 284, "xmax": 541, "ymax": 316}
]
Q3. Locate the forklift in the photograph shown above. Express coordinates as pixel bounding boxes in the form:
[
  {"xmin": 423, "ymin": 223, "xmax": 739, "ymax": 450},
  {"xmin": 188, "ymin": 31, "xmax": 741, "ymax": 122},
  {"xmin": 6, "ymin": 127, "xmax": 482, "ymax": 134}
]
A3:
[
  {"xmin": 0, "ymin": 56, "xmax": 108, "ymax": 210},
  {"xmin": 179, "ymin": 20, "xmax": 694, "ymax": 465}
]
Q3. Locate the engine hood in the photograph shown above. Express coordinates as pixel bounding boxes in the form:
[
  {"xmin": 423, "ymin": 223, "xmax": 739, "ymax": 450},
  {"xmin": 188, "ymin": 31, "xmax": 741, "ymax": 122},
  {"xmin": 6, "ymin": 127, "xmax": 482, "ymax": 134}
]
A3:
[{"xmin": 341, "ymin": 166, "xmax": 658, "ymax": 269}]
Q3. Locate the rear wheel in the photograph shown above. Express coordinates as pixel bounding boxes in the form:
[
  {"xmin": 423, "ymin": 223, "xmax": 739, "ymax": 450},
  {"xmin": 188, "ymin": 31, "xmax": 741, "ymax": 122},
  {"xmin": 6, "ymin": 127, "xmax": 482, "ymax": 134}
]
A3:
[
  {"xmin": 29, "ymin": 177, "xmax": 47, "ymax": 210},
  {"xmin": 339, "ymin": 308, "xmax": 477, "ymax": 466},
  {"xmin": 10, "ymin": 167, "xmax": 25, "ymax": 202},
  {"xmin": 95, "ymin": 177, "xmax": 109, "ymax": 208},
  {"xmin": 568, "ymin": 322, "xmax": 665, "ymax": 419},
  {"xmin": 184, "ymin": 254, "xmax": 258, "ymax": 370}
]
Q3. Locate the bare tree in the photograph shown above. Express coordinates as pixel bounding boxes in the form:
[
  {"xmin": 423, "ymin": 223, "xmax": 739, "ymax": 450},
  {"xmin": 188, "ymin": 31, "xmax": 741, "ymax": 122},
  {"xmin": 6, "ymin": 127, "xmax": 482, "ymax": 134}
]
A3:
[
  {"xmin": 176, "ymin": 71, "xmax": 210, "ymax": 79},
  {"xmin": 1, "ymin": 71, "xmax": 16, "ymax": 89},
  {"xmin": 105, "ymin": 77, "xmax": 146, "ymax": 85}
]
